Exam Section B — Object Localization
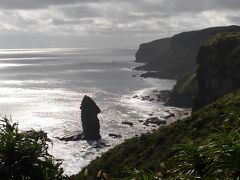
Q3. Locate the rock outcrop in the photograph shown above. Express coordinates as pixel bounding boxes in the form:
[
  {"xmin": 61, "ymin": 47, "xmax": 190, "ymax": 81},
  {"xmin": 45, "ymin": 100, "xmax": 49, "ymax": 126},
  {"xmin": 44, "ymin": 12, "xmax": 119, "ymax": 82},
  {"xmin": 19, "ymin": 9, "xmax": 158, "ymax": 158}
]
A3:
[
  {"xmin": 193, "ymin": 32, "xmax": 240, "ymax": 110},
  {"xmin": 135, "ymin": 25, "xmax": 240, "ymax": 80},
  {"xmin": 81, "ymin": 95, "xmax": 101, "ymax": 140}
]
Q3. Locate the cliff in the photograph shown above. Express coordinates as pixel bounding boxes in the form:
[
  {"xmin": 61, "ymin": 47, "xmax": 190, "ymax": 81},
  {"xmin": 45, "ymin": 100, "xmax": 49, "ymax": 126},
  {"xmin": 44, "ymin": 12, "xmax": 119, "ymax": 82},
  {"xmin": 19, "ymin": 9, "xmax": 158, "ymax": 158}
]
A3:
[
  {"xmin": 193, "ymin": 32, "xmax": 240, "ymax": 110},
  {"xmin": 135, "ymin": 37, "xmax": 170, "ymax": 63},
  {"xmin": 135, "ymin": 25, "xmax": 240, "ymax": 79}
]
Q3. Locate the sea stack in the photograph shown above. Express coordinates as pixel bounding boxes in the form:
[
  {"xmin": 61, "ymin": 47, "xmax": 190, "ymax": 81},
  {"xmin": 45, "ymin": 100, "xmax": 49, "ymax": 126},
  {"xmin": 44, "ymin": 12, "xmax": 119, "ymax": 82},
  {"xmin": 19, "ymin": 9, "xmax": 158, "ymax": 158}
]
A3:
[{"xmin": 80, "ymin": 95, "xmax": 101, "ymax": 140}]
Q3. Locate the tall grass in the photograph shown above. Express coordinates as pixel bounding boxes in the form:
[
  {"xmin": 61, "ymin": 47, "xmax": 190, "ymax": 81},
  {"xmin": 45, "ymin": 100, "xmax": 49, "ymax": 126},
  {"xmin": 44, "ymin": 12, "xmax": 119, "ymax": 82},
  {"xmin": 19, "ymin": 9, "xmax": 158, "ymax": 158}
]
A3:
[{"xmin": 169, "ymin": 116, "xmax": 240, "ymax": 179}]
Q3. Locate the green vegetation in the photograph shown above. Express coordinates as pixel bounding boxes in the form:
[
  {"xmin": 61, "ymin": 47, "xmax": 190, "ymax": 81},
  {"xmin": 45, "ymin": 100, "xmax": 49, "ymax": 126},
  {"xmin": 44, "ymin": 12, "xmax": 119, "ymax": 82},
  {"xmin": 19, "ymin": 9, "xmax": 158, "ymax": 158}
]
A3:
[
  {"xmin": 172, "ymin": 73, "xmax": 196, "ymax": 94},
  {"xmin": 169, "ymin": 127, "xmax": 240, "ymax": 179},
  {"xmin": 0, "ymin": 117, "xmax": 67, "ymax": 180},
  {"xmin": 167, "ymin": 72, "xmax": 197, "ymax": 107},
  {"xmin": 71, "ymin": 90, "xmax": 240, "ymax": 179},
  {"xmin": 207, "ymin": 32, "xmax": 240, "ymax": 46}
]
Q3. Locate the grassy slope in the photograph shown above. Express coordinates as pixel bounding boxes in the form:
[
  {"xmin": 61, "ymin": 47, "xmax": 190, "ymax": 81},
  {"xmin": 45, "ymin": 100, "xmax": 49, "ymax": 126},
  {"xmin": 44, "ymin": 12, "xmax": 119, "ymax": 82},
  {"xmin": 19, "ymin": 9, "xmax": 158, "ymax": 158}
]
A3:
[
  {"xmin": 166, "ymin": 72, "xmax": 197, "ymax": 107},
  {"xmin": 71, "ymin": 89, "xmax": 240, "ymax": 179}
]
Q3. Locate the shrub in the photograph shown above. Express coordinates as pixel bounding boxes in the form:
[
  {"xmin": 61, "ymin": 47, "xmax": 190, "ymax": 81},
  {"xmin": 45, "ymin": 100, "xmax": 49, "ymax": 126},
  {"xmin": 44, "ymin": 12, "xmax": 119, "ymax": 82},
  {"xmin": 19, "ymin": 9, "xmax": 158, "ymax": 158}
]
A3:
[{"xmin": 0, "ymin": 117, "xmax": 67, "ymax": 180}]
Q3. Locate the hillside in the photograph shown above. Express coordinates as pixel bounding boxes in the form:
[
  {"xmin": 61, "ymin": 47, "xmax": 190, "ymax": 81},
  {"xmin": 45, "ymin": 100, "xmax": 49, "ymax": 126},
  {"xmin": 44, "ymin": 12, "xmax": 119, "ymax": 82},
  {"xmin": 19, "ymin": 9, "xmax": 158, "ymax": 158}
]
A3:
[
  {"xmin": 135, "ymin": 25, "xmax": 240, "ymax": 79},
  {"xmin": 71, "ymin": 90, "xmax": 240, "ymax": 179}
]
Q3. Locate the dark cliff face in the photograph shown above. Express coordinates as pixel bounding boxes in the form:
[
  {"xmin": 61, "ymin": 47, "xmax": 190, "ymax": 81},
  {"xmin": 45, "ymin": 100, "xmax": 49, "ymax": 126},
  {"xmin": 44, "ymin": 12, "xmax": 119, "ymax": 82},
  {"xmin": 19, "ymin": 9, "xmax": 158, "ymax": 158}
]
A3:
[
  {"xmin": 135, "ymin": 37, "xmax": 170, "ymax": 63},
  {"xmin": 193, "ymin": 33, "xmax": 240, "ymax": 110},
  {"xmin": 135, "ymin": 25, "xmax": 240, "ymax": 79}
]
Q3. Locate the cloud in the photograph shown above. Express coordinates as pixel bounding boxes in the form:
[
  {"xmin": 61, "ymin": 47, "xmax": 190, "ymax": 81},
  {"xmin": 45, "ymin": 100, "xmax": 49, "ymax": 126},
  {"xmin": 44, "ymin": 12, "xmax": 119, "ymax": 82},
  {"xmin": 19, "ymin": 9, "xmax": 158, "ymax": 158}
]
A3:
[
  {"xmin": 0, "ymin": 0, "xmax": 239, "ymax": 48},
  {"xmin": 0, "ymin": 0, "xmax": 109, "ymax": 10},
  {"xmin": 137, "ymin": 0, "xmax": 240, "ymax": 13},
  {"xmin": 57, "ymin": 4, "xmax": 102, "ymax": 19}
]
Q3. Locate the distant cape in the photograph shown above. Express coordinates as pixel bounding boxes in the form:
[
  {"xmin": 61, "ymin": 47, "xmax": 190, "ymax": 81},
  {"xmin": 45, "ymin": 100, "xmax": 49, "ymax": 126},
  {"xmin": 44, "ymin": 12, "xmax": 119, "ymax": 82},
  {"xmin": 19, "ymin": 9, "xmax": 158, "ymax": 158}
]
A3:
[{"xmin": 135, "ymin": 25, "xmax": 240, "ymax": 80}]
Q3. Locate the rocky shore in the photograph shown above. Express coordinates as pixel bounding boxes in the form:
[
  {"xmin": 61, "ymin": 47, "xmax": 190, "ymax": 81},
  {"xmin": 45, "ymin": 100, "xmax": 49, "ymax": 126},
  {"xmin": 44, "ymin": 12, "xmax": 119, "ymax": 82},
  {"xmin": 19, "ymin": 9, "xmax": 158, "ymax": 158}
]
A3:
[
  {"xmin": 131, "ymin": 88, "xmax": 190, "ymax": 124},
  {"xmin": 132, "ymin": 89, "xmax": 171, "ymax": 103},
  {"xmin": 106, "ymin": 88, "xmax": 191, "ymax": 140}
]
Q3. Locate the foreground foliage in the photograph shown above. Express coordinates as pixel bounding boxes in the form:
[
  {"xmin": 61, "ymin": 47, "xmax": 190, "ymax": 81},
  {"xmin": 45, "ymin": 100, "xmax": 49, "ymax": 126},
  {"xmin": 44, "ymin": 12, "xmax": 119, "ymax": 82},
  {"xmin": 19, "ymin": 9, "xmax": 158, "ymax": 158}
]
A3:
[
  {"xmin": 169, "ymin": 129, "xmax": 240, "ymax": 179},
  {"xmin": 0, "ymin": 117, "xmax": 67, "ymax": 180}
]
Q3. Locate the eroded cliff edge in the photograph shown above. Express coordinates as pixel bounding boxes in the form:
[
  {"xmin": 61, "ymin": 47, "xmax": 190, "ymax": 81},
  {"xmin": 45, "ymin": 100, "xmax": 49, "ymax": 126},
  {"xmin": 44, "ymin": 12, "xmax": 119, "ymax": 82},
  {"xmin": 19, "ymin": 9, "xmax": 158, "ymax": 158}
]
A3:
[
  {"xmin": 193, "ymin": 32, "xmax": 240, "ymax": 110},
  {"xmin": 135, "ymin": 25, "xmax": 240, "ymax": 80}
]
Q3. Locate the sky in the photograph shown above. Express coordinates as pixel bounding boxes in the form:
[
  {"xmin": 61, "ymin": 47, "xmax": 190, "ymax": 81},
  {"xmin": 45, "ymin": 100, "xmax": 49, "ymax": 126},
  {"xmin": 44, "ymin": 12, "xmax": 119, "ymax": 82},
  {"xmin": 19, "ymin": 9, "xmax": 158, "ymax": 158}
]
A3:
[{"xmin": 0, "ymin": 0, "xmax": 239, "ymax": 48}]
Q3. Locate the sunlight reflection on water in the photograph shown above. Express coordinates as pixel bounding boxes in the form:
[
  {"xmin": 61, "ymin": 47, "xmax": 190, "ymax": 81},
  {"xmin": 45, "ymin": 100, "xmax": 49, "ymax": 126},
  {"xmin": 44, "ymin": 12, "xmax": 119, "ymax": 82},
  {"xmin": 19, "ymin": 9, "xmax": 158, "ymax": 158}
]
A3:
[{"xmin": 0, "ymin": 48, "xmax": 178, "ymax": 175}]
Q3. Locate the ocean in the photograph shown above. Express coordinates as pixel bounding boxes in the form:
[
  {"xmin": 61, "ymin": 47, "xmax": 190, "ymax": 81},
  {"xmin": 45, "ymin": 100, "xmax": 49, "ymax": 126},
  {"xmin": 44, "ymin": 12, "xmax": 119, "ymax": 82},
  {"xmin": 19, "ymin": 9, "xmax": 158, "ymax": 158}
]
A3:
[{"xmin": 0, "ymin": 48, "xmax": 177, "ymax": 175}]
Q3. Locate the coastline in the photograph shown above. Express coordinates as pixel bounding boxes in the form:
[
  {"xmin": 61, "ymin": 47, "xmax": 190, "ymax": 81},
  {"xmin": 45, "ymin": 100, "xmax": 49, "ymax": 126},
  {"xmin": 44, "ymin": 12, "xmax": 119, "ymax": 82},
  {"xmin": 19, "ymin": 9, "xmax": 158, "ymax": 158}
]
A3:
[
  {"xmin": 128, "ymin": 85, "xmax": 191, "ymax": 129},
  {"xmin": 130, "ymin": 65, "xmax": 191, "ymax": 126},
  {"xmin": 67, "ymin": 78, "xmax": 191, "ymax": 176},
  {"xmin": 63, "ymin": 65, "xmax": 191, "ymax": 176}
]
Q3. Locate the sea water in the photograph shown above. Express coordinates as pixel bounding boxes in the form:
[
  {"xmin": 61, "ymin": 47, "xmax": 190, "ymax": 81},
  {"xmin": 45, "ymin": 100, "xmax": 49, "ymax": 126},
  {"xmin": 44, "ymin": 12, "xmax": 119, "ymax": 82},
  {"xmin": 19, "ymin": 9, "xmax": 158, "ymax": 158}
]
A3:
[{"xmin": 0, "ymin": 48, "xmax": 176, "ymax": 175}]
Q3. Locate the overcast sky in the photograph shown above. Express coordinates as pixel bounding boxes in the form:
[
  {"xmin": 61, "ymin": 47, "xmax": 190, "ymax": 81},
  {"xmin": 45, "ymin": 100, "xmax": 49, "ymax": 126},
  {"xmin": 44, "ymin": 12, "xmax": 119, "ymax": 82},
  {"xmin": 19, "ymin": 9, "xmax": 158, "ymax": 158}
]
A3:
[{"xmin": 0, "ymin": 0, "xmax": 239, "ymax": 48}]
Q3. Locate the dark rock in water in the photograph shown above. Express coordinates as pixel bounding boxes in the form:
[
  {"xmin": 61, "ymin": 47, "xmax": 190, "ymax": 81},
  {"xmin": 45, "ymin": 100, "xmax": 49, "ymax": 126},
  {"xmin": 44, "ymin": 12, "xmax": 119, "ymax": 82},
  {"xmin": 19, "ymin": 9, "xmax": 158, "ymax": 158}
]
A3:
[
  {"xmin": 122, "ymin": 121, "xmax": 133, "ymax": 126},
  {"xmin": 57, "ymin": 133, "xmax": 110, "ymax": 148},
  {"xmin": 109, "ymin": 133, "xmax": 122, "ymax": 139},
  {"xmin": 81, "ymin": 95, "xmax": 101, "ymax": 140},
  {"xmin": 57, "ymin": 133, "xmax": 85, "ymax": 141},
  {"xmin": 138, "ymin": 90, "xmax": 171, "ymax": 103},
  {"xmin": 141, "ymin": 95, "xmax": 150, "ymax": 101},
  {"xmin": 165, "ymin": 113, "xmax": 175, "ymax": 119},
  {"xmin": 143, "ymin": 117, "xmax": 166, "ymax": 126},
  {"xmin": 132, "ymin": 95, "xmax": 138, "ymax": 98}
]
